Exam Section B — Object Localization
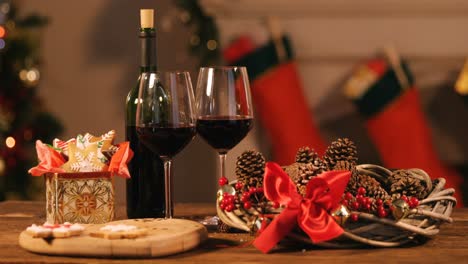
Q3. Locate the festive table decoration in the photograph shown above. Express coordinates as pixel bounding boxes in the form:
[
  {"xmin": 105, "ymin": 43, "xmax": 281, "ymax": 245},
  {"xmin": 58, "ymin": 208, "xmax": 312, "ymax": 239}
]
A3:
[
  {"xmin": 216, "ymin": 138, "xmax": 456, "ymax": 251},
  {"xmin": 28, "ymin": 131, "xmax": 133, "ymax": 224}
]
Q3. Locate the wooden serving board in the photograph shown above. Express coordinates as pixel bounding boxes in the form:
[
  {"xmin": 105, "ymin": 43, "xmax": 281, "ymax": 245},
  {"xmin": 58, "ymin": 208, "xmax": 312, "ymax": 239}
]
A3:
[{"xmin": 18, "ymin": 218, "xmax": 208, "ymax": 258}]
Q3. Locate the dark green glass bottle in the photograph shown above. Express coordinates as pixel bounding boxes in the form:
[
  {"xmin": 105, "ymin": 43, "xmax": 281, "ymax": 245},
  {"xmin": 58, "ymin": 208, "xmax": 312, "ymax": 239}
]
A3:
[{"xmin": 125, "ymin": 12, "xmax": 165, "ymax": 218}]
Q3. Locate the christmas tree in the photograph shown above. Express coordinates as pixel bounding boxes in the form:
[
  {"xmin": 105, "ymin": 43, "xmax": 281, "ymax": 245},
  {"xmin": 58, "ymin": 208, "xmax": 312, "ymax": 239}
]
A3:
[{"xmin": 0, "ymin": 2, "xmax": 63, "ymax": 200}]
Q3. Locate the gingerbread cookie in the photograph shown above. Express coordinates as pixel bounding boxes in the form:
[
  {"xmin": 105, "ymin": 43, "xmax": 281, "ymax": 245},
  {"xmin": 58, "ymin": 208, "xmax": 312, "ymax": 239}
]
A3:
[
  {"xmin": 90, "ymin": 224, "xmax": 148, "ymax": 240},
  {"xmin": 61, "ymin": 140, "xmax": 108, "ymax": 172}
]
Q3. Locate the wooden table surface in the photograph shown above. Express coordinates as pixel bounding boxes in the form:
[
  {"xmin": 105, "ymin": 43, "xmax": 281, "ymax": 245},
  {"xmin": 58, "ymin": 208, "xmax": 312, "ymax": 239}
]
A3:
[{"xmin": 0, "ymin": 201, "xmax": 467, "ymax": 264}]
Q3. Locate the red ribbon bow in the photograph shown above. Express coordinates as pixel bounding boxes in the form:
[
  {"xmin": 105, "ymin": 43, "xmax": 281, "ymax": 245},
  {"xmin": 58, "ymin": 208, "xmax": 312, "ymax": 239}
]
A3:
[{"xmin": 253, "ymin": 162, "xmax": 351, "ymax": 253}]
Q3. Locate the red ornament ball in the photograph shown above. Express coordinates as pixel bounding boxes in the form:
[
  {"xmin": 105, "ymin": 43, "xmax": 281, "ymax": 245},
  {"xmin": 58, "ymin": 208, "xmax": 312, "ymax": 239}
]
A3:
[
  {"xmin": 219, "ymin": 177, "xmax": 228, "ymax": 186},
  {"xmin": 344, "ymin": 192, "xmax": 353, "ymax": 201},
  {"xmin": 350, "ymin": 213, "xmax": 359, "ymax": 222},
  {"xmin": 243, "ymin": 201, "xmax": 252, "ymax": 209},
  {"xmin": 235, "ymin": 182, "xmax": 243, "ymax": 190}
]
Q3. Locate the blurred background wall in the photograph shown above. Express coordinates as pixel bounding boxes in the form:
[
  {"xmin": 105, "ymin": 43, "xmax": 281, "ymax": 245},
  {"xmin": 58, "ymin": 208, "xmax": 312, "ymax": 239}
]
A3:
[
  {"xmin": 5, "ymin": 0, "xmax": 468, "ymax": 204},
  {"xmin": 17, "ymin": 0, "xmax": 219, "ymax": 204}
]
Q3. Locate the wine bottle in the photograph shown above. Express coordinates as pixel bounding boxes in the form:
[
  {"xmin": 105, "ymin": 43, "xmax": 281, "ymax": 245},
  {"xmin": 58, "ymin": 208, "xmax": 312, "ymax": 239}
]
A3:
[{"xmin": 125, "ymin": 9, "xmax": 165, "ymax": 218}]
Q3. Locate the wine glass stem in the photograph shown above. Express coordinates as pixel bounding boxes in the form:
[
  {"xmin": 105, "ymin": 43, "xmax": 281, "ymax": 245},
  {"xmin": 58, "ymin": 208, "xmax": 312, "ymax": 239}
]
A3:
[
  {"xmin": 218, "ymin": 153, "xmax": 227, "ymax": 179},
  {"xmin": 163, "ymin": 159, "xmax": 173, "ymax": 218}
]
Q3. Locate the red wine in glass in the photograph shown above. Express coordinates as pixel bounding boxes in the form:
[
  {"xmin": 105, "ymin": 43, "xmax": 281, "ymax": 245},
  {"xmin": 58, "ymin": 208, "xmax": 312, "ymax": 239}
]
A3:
[
  {"xmin": 196, "ymin": 115, "xmax": 253, "ymax": 154},
  {"xmin": 137, "ymin": 125, "xmax": 196, "ymax": 158},
  {"xmin": 136, "ymin": 71, "xmax": 196, "ymax": 218}
]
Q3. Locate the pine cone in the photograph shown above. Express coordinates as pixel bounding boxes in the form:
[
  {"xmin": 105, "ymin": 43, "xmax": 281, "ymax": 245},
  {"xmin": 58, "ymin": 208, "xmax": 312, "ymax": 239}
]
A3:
[
  {"xmin": 217, "ymin": 219, "xmax": 231, "ymax": 233},
  {"xmin": 333, "ymin": 160, "xmax": 358, "ymax": 177},
  {"xmin": 296, "ymin": 163, "xmax": 324, "ymax": 195},
  {"xmin": 236, "ymin": 150, "xmax": 266, "ymax": 188},
  {"xmin": 346, "ymin": 172, "xmax": 390, "ymax": 201},
  {"xmin": 323, "ymin": 138, "xmax": 358, "ymax": 170},
  {"xmin": 388, "ymin": 170, "xmax": 429, "ymax": 200},
  {"xmin": 296, "ymin": 147, "xmax": 319, "ymax": 164}
]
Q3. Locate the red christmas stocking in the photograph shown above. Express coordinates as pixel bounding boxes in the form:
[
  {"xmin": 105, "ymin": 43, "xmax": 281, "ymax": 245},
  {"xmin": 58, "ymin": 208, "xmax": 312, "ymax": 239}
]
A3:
[
  {"xmin": 345, "ymin": 58, "xmax": 464, "ymax": 206},
  {"xmin": 225, "ymin": 36, "xmax": 327, "ymax": 165}
]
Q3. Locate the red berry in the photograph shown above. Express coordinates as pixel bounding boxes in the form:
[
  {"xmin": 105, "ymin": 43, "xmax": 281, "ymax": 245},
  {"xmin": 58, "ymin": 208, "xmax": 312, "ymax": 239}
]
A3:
[
  {"xmin": 219, "ymin": 177, "xmax": 228, "ymax": 186},
  {"xmin": 409, "ymin": 197, "xmax": 419, "ymax": 208},
  {"xmin": 364, "ymin": 203, "xmax": 371, "ymax": 211},
  {"xmin": 243, "ymin": 201, "xmax": 252, "ymax": 209},
  {"xmin": 401, "ymin": 195, "xmax": 409, "ymax": 202},
  {"xmin": 241, "ymin": 195, "xmax": 249, "ymax": 203},
  {"xmin": 219, "ymin": 203, "xmax": 226, "ymax": 210},
  {"xmin": 351, "ymin": 214, "xmax": 359, "ymax": 222},
  {"xmin": 249, "ymin": 187, "xmax": 257, "ymax": 194},
  {"xmin": 273, "ymin": 202, "xmax": 280, "ymax": 209},
  {"xmin": 376, "ymin": 199, "xmax": 383, "ymax": 206},
  {"xmin": 364, "ymin": 197, "xmax": 371, "ymax": 205},
  {"xmin": 377, "ymin": 205, "xmax": 385, "ymax": 212},
  {"xmin": 256, "ymin": 187, "xmax": 264, "ymax": 193},
  {"xmin": 226, "ymin": 204, "xmax": 234, "ymax": 212},
  {"xmin": 351, "ymin": 201, "xmax": 360, "ymax": 210},
  {"xmin": 357, "ymin": 187, "xmax": 366, "ymax": 195},
  {"xmin": 223, "ymin": 192, "xmax": 230, "ymax": 198},
  {"xmin": 378, "ymin": 209, "xmax": 388, "ymax": 218},
  {"xmin": 344, "ymin": 192, "xmax": 353, "ymax": 201},
  {"xmin": 342, "ymin": 200, "xmax": 349, "ymax": 207},
  {"xmin": 235, "ymin": 182, "xmax": 243, "ymax": 190},
  {"xmin": 356, "ymin": 196, "xmax": 365, "ymax": 205}
]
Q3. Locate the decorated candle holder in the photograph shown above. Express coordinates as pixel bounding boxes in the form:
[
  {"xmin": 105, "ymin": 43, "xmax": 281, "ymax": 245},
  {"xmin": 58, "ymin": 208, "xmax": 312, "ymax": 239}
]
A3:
[{"xmin": 45, "ymin": 172, "xmax": 114, "ymax": 224}]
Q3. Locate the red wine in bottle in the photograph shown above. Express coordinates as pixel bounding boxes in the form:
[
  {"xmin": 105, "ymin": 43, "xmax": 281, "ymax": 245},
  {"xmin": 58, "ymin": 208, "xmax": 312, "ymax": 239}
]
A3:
[{"xmin": 125, "ymin": 9, "xmax": 165, "ymax": 218}]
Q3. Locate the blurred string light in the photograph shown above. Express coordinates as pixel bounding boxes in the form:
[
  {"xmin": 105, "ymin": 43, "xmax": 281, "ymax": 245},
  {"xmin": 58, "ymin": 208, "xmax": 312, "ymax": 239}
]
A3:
[
  {"xmin": 0, "ymin": 2, "xmax": 8, "ymax": 50},
  {"xmin": 19, "ymin": 68, "xmax": 40, "ymax": 86},
  {"xmin": 0, "ymin": 25, "xmax": 5, "ymax": 50},
  {"xmin": 206, "ymin": 39, "xmax": 217, "ymax": 51},
  {"xmin": 0, "ymin": 2, "xmax": 9, "ymax": 24},
  {"xmin": 5, "ymin": 136, "xmax": 15, "ymax": 148},
  {"xmin": 0, "ymin": 158, "xmax": 5, "ymax": 175}
]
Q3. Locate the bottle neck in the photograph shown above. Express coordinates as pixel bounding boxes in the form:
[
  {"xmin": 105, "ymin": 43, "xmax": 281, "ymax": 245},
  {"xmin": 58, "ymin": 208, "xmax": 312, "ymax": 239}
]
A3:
[{"xmin": 139, "ymin": 28, "xmax": 157, "ymax": 72}]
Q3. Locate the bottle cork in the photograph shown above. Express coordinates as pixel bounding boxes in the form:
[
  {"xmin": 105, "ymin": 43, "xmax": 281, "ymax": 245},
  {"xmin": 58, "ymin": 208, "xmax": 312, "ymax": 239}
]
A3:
[{"xmin": 140, "ymin": 9, "xmax": 154, "ymax": 28}]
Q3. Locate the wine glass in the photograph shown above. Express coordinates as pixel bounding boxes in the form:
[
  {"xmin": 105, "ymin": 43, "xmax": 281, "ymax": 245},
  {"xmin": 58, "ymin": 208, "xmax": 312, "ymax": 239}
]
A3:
[
  {"xmin": 195, "ymin": 66, "xmax": 254, "ymax": 191},
  {"xmin": 136, "ymin": 71, "xmax": 196, "ymax": 218}
]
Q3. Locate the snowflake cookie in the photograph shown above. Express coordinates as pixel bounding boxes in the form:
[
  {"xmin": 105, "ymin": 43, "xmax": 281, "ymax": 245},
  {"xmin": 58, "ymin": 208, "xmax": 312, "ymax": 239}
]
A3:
[
  {"xmin": 26, "ymin": 222, "xmax": 85, "ymax": 238},
  {"xmin": 90, "ymin": 224, "xmax": 148, "ymax": 239},
  {"xmin": 61, "ymin": 140, "xmax": 108, "ymax": 172}
]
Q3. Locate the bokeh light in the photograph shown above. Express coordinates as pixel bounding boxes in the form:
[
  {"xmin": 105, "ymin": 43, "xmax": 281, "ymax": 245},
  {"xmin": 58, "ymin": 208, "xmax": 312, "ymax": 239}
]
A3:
[
  {"xmin": 207, "ymin": 39, "xmax": 217, "ymax": 51},
  {"xmin": 0, "ymin": 26, "xmax": 5, "ymax": 38},
  {"xmin": 0, "ymin": 158, "xmax": 5, "ymax": 175},
  {"xmin": 5, "ymin": 136, "xmax": 15, "ymax": 148},
  {"xmin": 0, "ymin": 39, "xmax": 5, "ymax": 49}
]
